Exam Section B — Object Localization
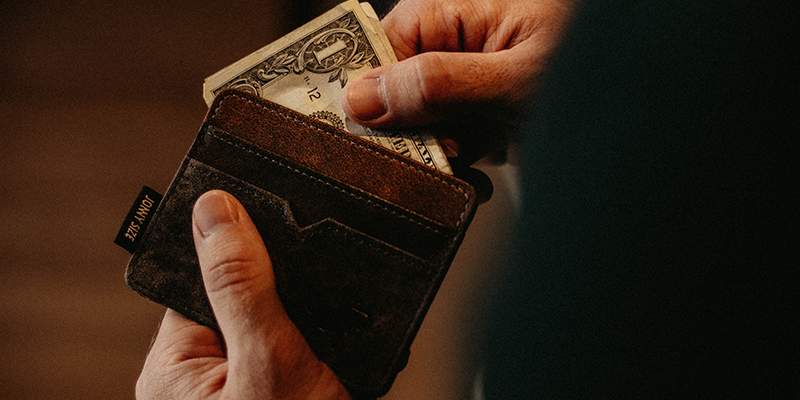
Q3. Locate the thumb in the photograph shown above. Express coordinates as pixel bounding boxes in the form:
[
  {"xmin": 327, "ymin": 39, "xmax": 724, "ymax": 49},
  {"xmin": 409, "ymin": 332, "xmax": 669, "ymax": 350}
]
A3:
[
  {"xmin": 192, "ymin": 190, "xmax": 282, "ymax": 355},
  {"xmin": 192, "ymin": 190, "xmax": 348, "ymax": 398},
  {"xmin": 342, "ymin": 47, "xmax": 541, "ymax": 128}
]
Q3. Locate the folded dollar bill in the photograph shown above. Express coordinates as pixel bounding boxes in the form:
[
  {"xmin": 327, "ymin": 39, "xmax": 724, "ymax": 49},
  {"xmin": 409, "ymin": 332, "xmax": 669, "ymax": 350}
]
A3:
[{"xmin": 203, "ymin": 0, "xmax": 452, "ymax": 174}]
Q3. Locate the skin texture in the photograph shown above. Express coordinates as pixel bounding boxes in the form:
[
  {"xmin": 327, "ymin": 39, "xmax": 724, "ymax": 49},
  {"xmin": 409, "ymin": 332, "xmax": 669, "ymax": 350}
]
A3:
[
  {"xmin": 138, "ymin": 1, "xmax": 578, "ymax": 398},
  {"xmin": 343, "ymin": 0, "xmax": 578, "ymax": 161},
  {"xmin": 136, "ymin": 191, "xmax": 351, "ymax": 400}
]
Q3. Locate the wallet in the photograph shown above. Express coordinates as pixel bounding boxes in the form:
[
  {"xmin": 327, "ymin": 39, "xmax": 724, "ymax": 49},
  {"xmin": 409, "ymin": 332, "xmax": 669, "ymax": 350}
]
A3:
[{"xmin": 124, "ymin": 89, "xmax": 478, "ymax": 397}]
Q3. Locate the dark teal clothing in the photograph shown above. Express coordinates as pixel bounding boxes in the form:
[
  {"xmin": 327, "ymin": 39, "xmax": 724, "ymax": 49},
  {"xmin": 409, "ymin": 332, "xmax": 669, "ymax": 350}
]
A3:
[{"xmin": 483, "ymin": 1, "xmax": 798, "ymax": 397}]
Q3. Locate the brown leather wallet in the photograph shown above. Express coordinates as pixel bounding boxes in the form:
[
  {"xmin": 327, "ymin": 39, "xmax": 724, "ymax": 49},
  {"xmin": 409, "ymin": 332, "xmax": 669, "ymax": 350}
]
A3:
[{"xmin": 124, "ymin": 89, "xmax": 478, "ymax": 397}]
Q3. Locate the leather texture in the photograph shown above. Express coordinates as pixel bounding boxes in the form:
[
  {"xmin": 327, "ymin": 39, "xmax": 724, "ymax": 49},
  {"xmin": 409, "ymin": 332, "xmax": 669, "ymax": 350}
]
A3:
[{"xmin": 125, "ymin": 89, "xmax": 478, "ymax": 397}]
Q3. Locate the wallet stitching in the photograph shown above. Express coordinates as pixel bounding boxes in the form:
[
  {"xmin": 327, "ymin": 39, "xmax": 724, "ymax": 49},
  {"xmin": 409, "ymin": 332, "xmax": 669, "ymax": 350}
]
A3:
[
  {"xmin": 319, "ymin": 223, "xmax": 431, "ymax": 380},
  {"xmin": 204, "ymin": 130, "xmax": 448, "ymax": 235},
  {"xmin": 210, "ymin": 92, "xmax": 472, "ymax": 229},
  {"xmin": 318, "ymin": 224, "xmax": 429, "ymax": 265},
  {"xmin": 183, "ymin": 164, "xmax": 433, "ymax": 366}
]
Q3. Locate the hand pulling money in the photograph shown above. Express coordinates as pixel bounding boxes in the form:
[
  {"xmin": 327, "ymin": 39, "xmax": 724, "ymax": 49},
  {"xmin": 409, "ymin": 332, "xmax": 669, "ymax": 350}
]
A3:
[{"xmin": 204, "ymin": 0, "xmax": 452, "ymax": 174}]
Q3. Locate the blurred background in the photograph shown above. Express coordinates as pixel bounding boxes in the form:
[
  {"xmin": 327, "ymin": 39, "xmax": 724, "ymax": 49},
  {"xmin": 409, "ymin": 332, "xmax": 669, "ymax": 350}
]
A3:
[{"xmin": 0, "ymin": 0, "xmax": 518, "ymax": 398}]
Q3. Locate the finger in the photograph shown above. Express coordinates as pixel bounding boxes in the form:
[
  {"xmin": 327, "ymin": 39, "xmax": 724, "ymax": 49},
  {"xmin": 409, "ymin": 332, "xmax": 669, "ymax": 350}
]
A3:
[
  {"xmin": 341, "ymin": 45, "xmax": 542, "ymax": 128},
  {"xmin": 191, "ymin": 190, "xmax": 284, "ymax": 361},
  {"xmin": 381, "ymin": 0, "xmax": 461, "ymax": 60},
  {"xmin": 138, "ymin": 309, "xmax": 225, "ymax": 399},
  {"xmin": 149, "ymin": 309, "xmax": 223, "ymax": 360},
  {"xmin": 191, "ymin": 190, "xmax": 347, "ymax": 398}
]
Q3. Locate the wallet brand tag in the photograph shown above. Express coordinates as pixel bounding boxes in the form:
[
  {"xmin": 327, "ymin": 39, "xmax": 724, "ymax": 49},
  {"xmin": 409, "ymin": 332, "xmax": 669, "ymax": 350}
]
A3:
[{"xmin": 114, "ymin": 186, "xmax": 163, "ymax": 254}]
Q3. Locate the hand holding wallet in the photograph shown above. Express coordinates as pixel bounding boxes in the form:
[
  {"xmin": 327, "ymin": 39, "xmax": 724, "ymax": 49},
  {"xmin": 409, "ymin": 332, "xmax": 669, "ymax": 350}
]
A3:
[{"xmin": 124, "ymin": 89, "xmax": 478, "ymax": 397}]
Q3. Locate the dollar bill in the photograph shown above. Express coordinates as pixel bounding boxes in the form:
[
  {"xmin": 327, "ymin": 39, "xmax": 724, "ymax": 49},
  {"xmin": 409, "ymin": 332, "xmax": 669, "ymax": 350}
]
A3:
[{"xmin": 203, "ymin": 0, "xmax": 452, "ymax": 174}]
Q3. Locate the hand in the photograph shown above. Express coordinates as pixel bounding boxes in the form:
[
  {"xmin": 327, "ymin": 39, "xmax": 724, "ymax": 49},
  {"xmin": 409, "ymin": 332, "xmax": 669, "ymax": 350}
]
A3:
[
  {"xmin": 136, "ymin": 190, "xmax": 351, "ymax": 400},
  {"xmin": 343, "ymin": 0, "xmax": 578, "ymax": 164}
]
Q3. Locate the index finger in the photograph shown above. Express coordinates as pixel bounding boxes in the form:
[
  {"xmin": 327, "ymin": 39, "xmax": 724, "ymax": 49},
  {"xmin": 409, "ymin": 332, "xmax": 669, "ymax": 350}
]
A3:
[
  {"xmin": 381, "ymin": 0, "xmax": 502, "ymax": 59},
  {"xmin": 148, "ymin": 309, "xmax": 224, "ymax": 361}
]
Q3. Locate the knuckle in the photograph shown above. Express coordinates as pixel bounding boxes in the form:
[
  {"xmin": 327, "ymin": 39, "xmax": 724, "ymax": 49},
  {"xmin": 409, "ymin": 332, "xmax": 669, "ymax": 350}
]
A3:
[
  {"xmin": 201, "ymin": 236, "xmax": 262, "ymax": 292},
  {"xmin": 409, "ymin": 53, "xmax": 452, "ymax": 110},
  {"xmin": 135, "ymin": 373, "xmax": 150, "ymax": 399},
  {"xmin": 203, "ymin": 257, "xmax": 260, "ymax": 298},
  {"xmin": 135, "ymin": 366, "xmax": 177, "ymax": 400},
  {"xmin": 413, "ymin": 53, "xmax": 497, "ymax": 108}
]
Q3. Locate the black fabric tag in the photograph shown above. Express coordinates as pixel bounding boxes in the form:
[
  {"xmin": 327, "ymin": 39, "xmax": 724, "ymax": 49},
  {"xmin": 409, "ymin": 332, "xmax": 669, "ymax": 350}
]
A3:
[{"xmin": 115, "ymin": 186, "xmax": 163, "ymax": 254}]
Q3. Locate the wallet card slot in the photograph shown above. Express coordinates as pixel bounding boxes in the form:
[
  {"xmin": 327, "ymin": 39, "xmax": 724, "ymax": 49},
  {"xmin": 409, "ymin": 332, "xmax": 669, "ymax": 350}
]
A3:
[
  {"xmin": 206, "ymin": 90, "xmax": 476, "ymax": 231},
  {"xmin": 128, "ymin": 159, "xmax": 443, "ymax": 392},
  {"xmin": 277, "ymin": 218, "xmax": 442, "ymax": 392},
  {"xmin": 191, "ymin": 125, "xmax": 457, "ymax": 264}
]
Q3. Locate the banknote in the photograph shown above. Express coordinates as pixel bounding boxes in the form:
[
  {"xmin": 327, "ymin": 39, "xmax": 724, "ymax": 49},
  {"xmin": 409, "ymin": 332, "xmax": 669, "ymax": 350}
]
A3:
[{"xmin": 203, "ymin": 0, "xmax": 452, "ymax": 174}]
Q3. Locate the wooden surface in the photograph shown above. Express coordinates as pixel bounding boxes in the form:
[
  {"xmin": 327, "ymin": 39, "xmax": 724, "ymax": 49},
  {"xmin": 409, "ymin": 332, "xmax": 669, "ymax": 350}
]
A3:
[{"xmin": 0, "ymin": 1, "xmax": 517, "ymax": 398}]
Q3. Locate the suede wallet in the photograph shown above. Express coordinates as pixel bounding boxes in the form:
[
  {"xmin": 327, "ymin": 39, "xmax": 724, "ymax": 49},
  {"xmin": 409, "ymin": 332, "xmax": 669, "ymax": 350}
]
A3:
[{"xmin": 124, "ymin": 89, "xmax": 478, "ymax": 397}]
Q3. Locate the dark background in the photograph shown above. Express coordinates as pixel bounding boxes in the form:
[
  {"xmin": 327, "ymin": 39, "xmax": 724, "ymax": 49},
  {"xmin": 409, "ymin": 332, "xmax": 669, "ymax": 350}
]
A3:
[{"xmin": 0, "ymin": 1, "xmax": 517, "ymax": 398}]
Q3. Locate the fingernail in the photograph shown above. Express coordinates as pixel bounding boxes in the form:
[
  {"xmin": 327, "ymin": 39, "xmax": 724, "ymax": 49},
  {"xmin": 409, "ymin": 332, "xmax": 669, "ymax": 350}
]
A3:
[
  {"xmin": 344, "ymin": 76, "xmax": 386, "ymax": 121},
  {"xmin": 439, "ymin": 138, "xmax": 460, "ymax": 158},
  {"xmin": 194, "ymin": 191, "xmax": 239, "ymax": 237}
]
